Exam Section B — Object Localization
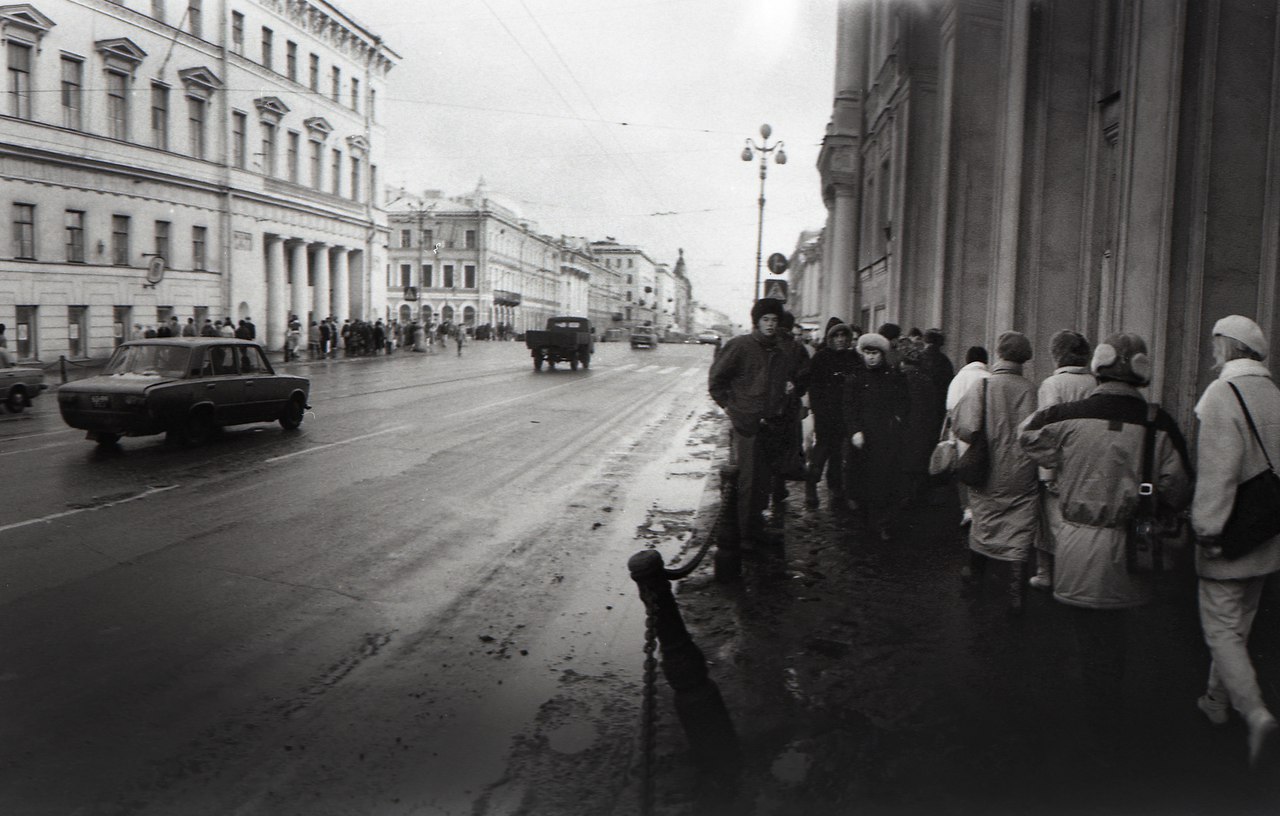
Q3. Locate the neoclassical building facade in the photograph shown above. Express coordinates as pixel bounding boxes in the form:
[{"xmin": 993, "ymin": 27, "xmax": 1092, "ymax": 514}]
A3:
[
  {"xmin": 0, "ymin": 0, "xmax": 396, "ymax": 359},
  {"xmin": 815, "ymin": 0, "xmax": 1280, "ymax": 423}
]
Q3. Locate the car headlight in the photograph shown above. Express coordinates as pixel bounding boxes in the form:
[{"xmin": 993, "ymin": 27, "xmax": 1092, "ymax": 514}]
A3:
[{"xmin": 123, "ymin": 395, "xmax": 147, "ymax": 407}]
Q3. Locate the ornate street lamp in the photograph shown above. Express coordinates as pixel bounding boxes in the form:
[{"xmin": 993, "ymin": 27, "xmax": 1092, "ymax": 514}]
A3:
[{"xmin": 741, "ymin": 123, "xmax": 786, "ymax": 302}]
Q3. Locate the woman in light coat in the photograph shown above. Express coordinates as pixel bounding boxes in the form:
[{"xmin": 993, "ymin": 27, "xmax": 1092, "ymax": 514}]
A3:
[
  {"xmin": 1190, "ymin": 315, "xmax": 1280, "ymax": 766},
  {"xmin": 1019, "ymin": 333, "xmax": 1192, "ymax": 732},
  {"xmin": 1030, "ymin": 331, "xmax": 1097, "ymax": 590},
  {"xmin": 953, "ymin": 331, "xmax": 1039, "ymax": 612}
]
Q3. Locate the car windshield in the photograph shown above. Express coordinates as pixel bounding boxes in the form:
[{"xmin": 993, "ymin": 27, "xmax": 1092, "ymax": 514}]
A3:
[{"xmin": 103, "ymin": 344, "xmax": 191, "ymax": 378}]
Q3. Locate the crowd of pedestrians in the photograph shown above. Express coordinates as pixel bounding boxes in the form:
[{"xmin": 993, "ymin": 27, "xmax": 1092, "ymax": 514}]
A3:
[{"xmin": 709, "ymin": 298, "xmax": 1280, "ymax": 768}]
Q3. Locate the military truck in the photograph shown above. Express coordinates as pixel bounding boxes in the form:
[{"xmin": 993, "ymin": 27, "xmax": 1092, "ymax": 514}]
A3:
[{"xmin": 525, "ymin": 316, "xmax": 594, "ymax": 371}]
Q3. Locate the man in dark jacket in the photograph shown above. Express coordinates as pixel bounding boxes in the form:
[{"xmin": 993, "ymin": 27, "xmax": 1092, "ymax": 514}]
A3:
[
  {"xmin": 919, "ymin": 328, "xmax": 955, "ymax": 415},
  {"xmin": 768, "ymin": 311, "xmax": 812, "ymax": 524},
  {"xmin": 709, "ymin": 298, "xmax": 798, "ymax": 550}
]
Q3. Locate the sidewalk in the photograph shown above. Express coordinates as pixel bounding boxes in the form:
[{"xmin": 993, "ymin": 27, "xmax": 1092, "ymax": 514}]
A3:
[{"xmin": 648, "ymin": 417, "xmax": 1280, "ymax": 816}]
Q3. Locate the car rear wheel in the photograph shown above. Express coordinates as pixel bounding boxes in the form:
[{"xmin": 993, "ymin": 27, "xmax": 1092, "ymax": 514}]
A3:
[
  {"xmin": 279, "ymin": 395, "xmax": 306, "ymax": 430},
  {"xmin": 94, "ymin": 432, "xmax": 120, "ymax": 447},
  {"xmin": 177, "ymin": 409, "xmax": 217, "ymax": 446},
  {"xmin": 533, "ymin": 355, "xmax": 543, "ymax": 372},
  {"xmin": 570, "ymin": 357, "xmax": 579, "ymax": 371},
  {"xmin": 5, "ymin": 389, "xmax": 26, "ymax": 413},
  {"xmin": 581, "ymin": 352, "xmax": 591, "ymax": 370}
]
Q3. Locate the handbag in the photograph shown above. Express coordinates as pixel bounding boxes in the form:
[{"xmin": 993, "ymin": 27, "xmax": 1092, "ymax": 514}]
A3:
[
  {"xmin": 1218, "ymin": 383, "xmax": 1280, "ymax": 559},
  {"xmin": 928, "ymin": 414, "xmax": 970, "ymax": 476},
  {"xmin": 1126, "ymin": 403, "xmax": 1190, "ymax": 573},
  {"xmin": 956, "ymin": 378, "xmax": 990, "ymax": 488}
]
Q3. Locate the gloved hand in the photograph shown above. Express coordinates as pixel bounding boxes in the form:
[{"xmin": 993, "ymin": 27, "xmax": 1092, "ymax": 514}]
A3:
[{"xmin": 851, "ymin": 431, "xmax": 865, "ymax": 449}]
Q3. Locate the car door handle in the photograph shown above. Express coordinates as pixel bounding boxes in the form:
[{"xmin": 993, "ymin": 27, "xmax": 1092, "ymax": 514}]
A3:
[
  {"xmin": 206, "ymin": 383, "xmax": 216, "ymax": 389},
  {"xmin": 244, "ymin": 381, "xmax": 255, "ymax": 387}
]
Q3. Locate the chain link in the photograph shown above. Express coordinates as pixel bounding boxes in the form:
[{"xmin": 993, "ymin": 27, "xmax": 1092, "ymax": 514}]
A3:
[{"xmin": 640, "ymin": 587, "xmax": 658, "ymax": 816}]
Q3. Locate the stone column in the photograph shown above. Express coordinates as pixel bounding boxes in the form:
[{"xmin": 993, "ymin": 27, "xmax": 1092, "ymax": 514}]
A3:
[
  {"xmin": 313, "ymin": 243, "xmax": 331, "ymax": 320},
  {"xmin": 290, "ymin": 240, "xmax": 310, "ymax": 325},
  {"xmin": 828, "ymin": 182, "xmax": 859, "ymax": 324},
  {"xmin": 332, "ymin": 248, "xmax": 350, "ymax": 321},
  {"xmin": 266, "ymin": 235, "xmax": 286, "ymax": 352},
  {"xmin": 988, "ymin": 0, "xmax": 1032, "ymax": 338}
]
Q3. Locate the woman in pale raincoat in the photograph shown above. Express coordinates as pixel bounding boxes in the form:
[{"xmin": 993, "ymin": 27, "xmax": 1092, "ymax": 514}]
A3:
[{"xmin": 954, "ymin": 331, "xmax": 1039, "ymax": 612}]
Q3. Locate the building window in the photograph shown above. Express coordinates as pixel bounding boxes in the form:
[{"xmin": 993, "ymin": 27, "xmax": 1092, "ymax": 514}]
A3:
[
  {"xmin": 350, "ymin": 77, "xmax": 359, "ymax": 110},
  {"xmin": 349, "ymin": 157, "xmax": 361, "ymax": 202},
  {"xmin": 151, "ymin": 0, "xmax": 165, "ymax": 23},
  {"xmin": 106, "ymin": 71, "xmax": 129, "ymax": 140},
  {"xmin": 261, "ymin": 121, "xmax": 277, "ymax": 176},
  {"xmin": 464, "ymin": 265, "xmax": 476, "ymax": 288},
  {"xmin": 330, "ymin": 148, "xmax": 341, "ymax": 195},
  {"xmin": 309, "ymin": 53, "xmax": 319, "ymax": 92},
  {"xmin": 231, "ymin": 11, "xmax": 244, "ymax": 53},
  {"xmin": 192, "ymin": 225, "xmax": 206, "ymax": 270},
  {"xmin": 422, "ymin": 264, "xmax": 432, "ymax": 287},
  {"xmin": 422, "ymin": 228, "xmax": 433, "ymax": 248},
  {"xmin": 8, "ymin": 41, "xmax": 31, "ymax": 119},
  {"xmin": 261, "ymin": 27, "xmax": 273, "ymax": 70},
  {"xmin": 154, "ymin": 220, "xmax": 170, "ymax": 262},
  {"xmin": 286, "ymin": 131, "xmax": 300, "ymax": 182},
  {"xmin": 12, "ymin": 203, "xmax": 34, "ymax": 259},
  {"xmin": 187, "ymin": 0, "xmax": 202, "ymax": 38},
  {"xmin": 59, "ymin": 56, "xmax": 83, "ymax": 130},
  {"xmin": 400, "ymin": 229, "xmax": 412, "ymax": 248},
  {"xmin": 67, "ymin": 306, "xmax": 88, "ymax": 358},
  {"xmin": 444, "ymin": 264, "xmax": 455, "ymax": 288},
  {"xmin": 232, "ymin": 111, "xmax": 246, "ymax": 168},
  {"xmin": 65, "ymin": 210, "xmax": 85, "ymax": 262},
  {"xmin": 369, "ymin": 164, "xmax": 378, "ymax": 207},
  {"xmin": 286, "ymin": 41, "xmax": 297, "ymax": 82},
  {"xmin": 151, "ymin": 83, "xmax": 169, "ymax": 149},
  {"xmin": 400, "ymin": 263, "xmax": 411, "ymax": 288},
  {"xmin": 369, "ymin": 88, "xmax": 376, "ymax": 122},
  {"xmin": 187, "ymin": 96, "xmax": 205, "ymax": 159},
  {"xmin": 111, "ymin": 215, "xmax": 130, "ymax": 265},
  {"xmin": 465, "ymin": 229, "xmax": 477, "ymax": 249},
  {"xmin": 331, "ymin": 66, "xmax": 340, "ymax": 102},
  {"xmin": 309, "ymin": 139, "xmax": 322, "ymax": 188}
]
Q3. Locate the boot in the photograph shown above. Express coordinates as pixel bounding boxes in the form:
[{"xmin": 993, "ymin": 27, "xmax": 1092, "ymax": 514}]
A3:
[{"xmin": 804, "ymin": 481, "xmax": 820, "ymax": 509}]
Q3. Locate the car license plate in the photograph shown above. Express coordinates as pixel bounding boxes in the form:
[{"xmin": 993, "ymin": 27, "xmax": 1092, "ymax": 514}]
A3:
[{"xmin": 90, "ymin": 395, "xmax": 111, "ymax": 409}]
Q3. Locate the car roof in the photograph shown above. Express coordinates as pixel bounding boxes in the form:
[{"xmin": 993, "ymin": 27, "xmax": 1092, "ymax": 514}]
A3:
[{"xmin": 120, "ymin": 338, "xmax": 262, "ymax": 348}]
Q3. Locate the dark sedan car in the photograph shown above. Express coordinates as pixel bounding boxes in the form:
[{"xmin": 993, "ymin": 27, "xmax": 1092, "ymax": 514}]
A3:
[
  {"xmin": 57, "ymin": 338, "xmax": 310, "ymax": 446},
  {"xmin": 0, "ymin": 351, "xmax": 47, "ymax": 413}
]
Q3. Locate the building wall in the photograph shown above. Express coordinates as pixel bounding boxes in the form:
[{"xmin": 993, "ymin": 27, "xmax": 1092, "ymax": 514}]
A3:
[{"xmin": 0, "ymin": 0, "xmax": 396, "ymax": 359}]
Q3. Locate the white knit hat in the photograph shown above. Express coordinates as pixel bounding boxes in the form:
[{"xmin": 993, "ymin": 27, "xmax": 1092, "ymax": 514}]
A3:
[{"xmin": 1213, "ymin": 315, "xmax": 1267, "ymax": 360}]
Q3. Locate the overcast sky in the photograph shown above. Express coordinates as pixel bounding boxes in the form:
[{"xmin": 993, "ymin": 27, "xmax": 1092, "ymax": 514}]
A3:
[{"xmin": 336, "ymin": 0, "xmax": 837, "ymax": 322}]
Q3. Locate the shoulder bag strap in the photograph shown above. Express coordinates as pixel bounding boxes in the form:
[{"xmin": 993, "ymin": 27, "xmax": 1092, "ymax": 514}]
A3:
[
  {"xmin": 1227, "ymin": 381, "xmax": 1277, "ymax": 473},
  {"xmin": 1138, "ymin": 403, "xmax": 1159, "ymax": 513}
]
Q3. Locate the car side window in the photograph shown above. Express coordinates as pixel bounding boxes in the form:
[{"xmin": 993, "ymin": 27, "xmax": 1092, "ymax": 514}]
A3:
[
  {"xmin": 210, "ymin": 346, "xmax": 236, "ymax": 375},
  {"xmin": 190, "ymin": 349, "xmax": 212, "ymax": 378},
  {"xmin": 240, "ymin": 346, "xmax": 264, "ymax": 374}
]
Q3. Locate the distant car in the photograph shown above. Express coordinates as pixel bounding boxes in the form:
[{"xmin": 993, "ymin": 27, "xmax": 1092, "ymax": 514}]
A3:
[
  {"xmin": 697, "ymin": 332, "xmax": 721, "ymax": 345},
  {"xmin": 630, "ymin": 328, "xmax": 658, "ymax": 349},
  {"xmin": 56, "ymin": 338, "xmax": 310, "ymax": 447},
  {"xmin": 0, "ymin": 351, "xmax": 47, "ymax": 413}
]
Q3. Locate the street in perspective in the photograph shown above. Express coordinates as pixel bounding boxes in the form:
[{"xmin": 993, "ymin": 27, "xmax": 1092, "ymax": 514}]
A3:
[{"xmin": 5, "ymin": 1, "xmax": 1280, "ymax": 815}]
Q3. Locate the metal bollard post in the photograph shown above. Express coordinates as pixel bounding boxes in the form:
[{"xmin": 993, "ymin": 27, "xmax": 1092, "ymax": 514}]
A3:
[
  {"xmin": 59, "ymin": 355, "xmax": 67, "ymax": 384},
  {"xmin": 629, "ymin": 549, "xmax": 741, "ymax": 795}
]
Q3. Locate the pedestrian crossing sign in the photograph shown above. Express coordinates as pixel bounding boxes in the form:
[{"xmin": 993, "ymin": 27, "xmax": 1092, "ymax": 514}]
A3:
[{"xmin": 763, "ymin": 278, "xmax": 788, "ymax": 302}]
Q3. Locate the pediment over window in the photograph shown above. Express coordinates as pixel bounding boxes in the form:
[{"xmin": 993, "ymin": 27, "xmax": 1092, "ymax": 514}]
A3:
[
  {"xmin": 345, "ymin": 134, "xmax": 369, "ymax": 154},
  {"xmin": 95, "ymin": 38, "xmax": 147, "ymax": 74},
  {"xmin": 253, "ymin": 96, "xmax": 290, "ymax": 123},
  {"xmin": 178, "ymin": 66, "xmax": 222, "ymax": 99},
  {"xmin": 0, "ymin": 4, "xmax": 55, "ymax": 42},
  {"xmin": 304, "ymin": 116, "xmax": 333, "ymax": 138}
]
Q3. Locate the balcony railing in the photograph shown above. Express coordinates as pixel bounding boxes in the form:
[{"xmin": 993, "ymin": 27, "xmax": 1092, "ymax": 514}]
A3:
[{"xmin": 493, "ymin": 289, "xmax": 522, "ymax": 306}]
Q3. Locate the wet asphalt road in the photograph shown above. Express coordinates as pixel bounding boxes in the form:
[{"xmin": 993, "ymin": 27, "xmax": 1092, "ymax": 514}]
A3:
[{"xmin": 0, "ymin": 340, "xmax": 721, "ymax": 815}]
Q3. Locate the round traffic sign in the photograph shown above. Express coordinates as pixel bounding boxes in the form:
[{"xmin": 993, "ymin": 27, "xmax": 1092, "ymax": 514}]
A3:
[{"xmin": 766, "ymin": 252, "xmax": 789, "ymax": 275}]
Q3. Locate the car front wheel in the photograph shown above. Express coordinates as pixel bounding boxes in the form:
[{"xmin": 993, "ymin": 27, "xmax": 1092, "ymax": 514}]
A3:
[{"xmin": 279, "ymin": 395, "xmax": 306, "ymax": 430}]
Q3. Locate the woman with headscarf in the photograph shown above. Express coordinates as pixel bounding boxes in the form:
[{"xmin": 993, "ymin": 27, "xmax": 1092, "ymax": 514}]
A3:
[
  {"xmin": 842, "ymin": 332, "xmax": 910, "ymax": 540},
  {"xmin": 1189, "ymin": 315, "xmax": 1280, "ymax": 766},
  {"xmin": 954, "ymin": 331, "xmax": 1039, "ymax": 612},
  {"xmin": 1019, "ymin": 333, "xmax": 1191, "ymax": 733},
  {"xmin": 804, "ymin": 321, "xmax": 861, "ymax": 509}
]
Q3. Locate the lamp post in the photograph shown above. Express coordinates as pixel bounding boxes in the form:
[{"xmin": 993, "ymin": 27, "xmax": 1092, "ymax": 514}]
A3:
[{"xmin": 741, "ymin": 123, "xmax": 786, "ymax": 302}]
